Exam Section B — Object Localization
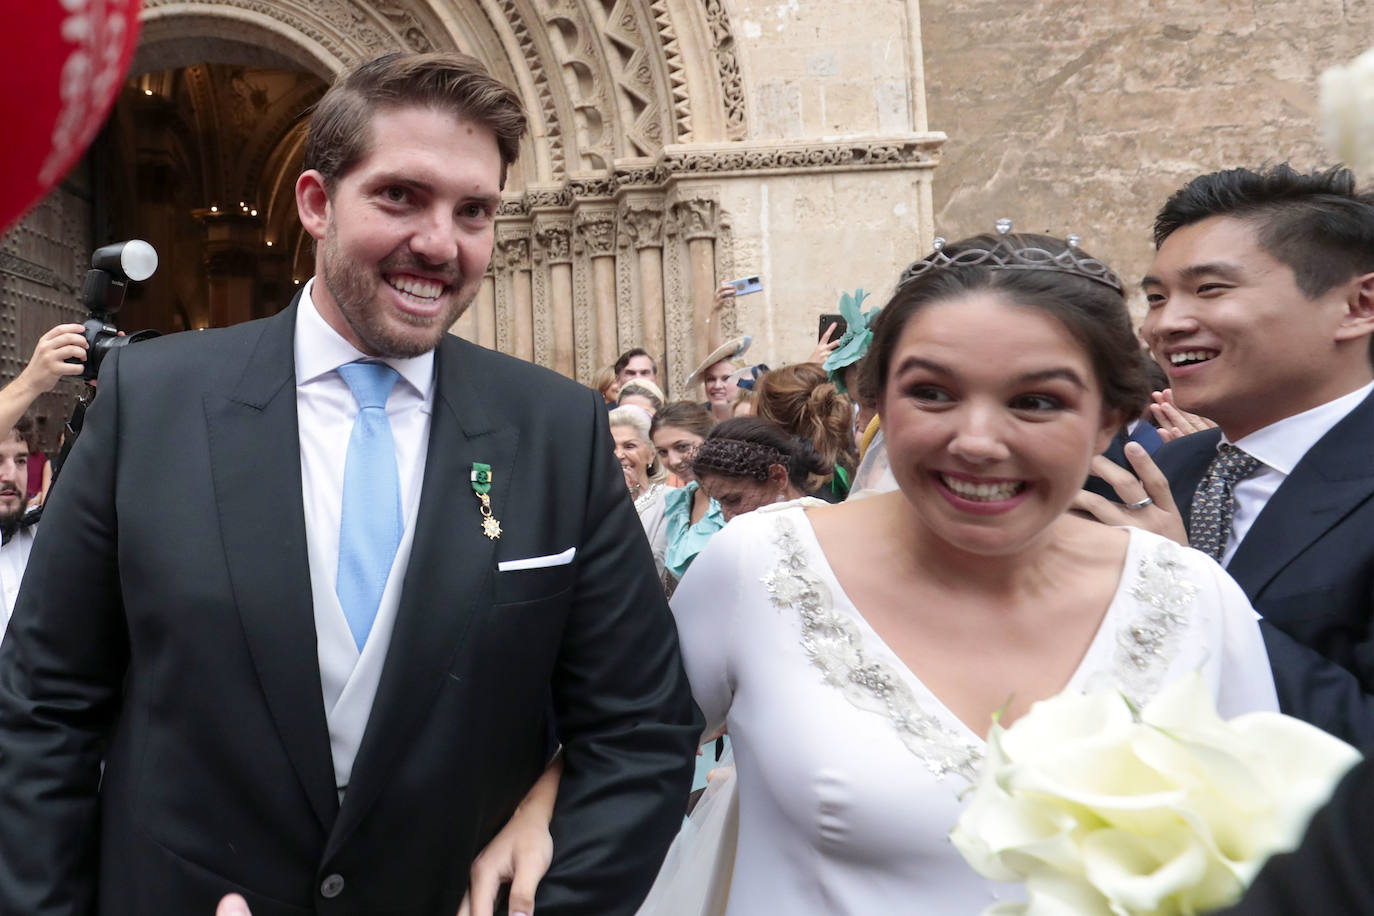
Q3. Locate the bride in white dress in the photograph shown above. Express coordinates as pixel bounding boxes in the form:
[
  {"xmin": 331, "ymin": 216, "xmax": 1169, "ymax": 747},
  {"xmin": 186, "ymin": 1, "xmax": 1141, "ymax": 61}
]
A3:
[
  {"xmin": 444, "ymin": 230, "xmax": 1281, "ymax": 916},
  {"xmin": 661, "ymin": 229, "xmax": 1279, "ymax": 915}
]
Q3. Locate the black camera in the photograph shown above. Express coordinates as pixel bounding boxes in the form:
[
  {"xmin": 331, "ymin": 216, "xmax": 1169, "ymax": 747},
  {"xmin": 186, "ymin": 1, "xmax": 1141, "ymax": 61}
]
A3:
[{"xmin": 77, "ymin": 240, "xmax": 161, "ymax": 381}]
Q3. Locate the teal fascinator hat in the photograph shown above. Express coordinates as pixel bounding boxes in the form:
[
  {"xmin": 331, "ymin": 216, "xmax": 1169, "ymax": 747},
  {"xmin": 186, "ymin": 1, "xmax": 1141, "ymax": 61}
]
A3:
[{"xmin": 822, "ymin": 289, "xmax": 878, "ymax": 393}]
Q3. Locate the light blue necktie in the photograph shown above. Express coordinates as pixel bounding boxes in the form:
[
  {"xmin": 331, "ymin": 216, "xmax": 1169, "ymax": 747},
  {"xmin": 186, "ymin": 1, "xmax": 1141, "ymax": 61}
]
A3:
[{"xmin": 336, "ymin": 361, "xmax": 403, "ymax": 652}]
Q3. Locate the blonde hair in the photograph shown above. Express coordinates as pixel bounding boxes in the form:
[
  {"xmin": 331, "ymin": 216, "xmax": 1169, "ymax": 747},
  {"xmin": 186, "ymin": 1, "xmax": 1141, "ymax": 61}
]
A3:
[
  {"xmin": 593, "ymin": 364, "xmax": 617, "ymax": 400},
  {"xmin": 617, "ymin": 378, "xmax": 666, "ymax": 412},
  {"xmin": 609, "ymin": 405, "xmax": 667, "ymax": 483}
]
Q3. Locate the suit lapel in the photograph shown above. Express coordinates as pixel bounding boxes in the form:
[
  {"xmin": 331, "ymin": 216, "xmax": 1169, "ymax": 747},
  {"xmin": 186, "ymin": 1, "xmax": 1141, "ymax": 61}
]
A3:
[
  {"xmin": 205, "ymin": 304, "xmax": 339, "ymax": 832},
  {"xmin": 1226, "ymin": 391, "xmax": 1374, "ymax": 598},
  {"xmin": 327, "ymin": 336, "xmax": 517, "ymax": 856}
]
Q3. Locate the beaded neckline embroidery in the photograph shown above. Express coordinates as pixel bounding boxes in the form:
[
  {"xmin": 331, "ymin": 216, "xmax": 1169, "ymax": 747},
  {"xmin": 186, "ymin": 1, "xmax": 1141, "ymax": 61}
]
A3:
[{"xmin": 764, "ymin": 516, "xmax": 1199, "ymax": 783}]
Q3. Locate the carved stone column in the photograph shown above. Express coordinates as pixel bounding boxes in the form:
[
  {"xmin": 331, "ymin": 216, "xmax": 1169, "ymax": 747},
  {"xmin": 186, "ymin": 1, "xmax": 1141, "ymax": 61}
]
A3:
[
  {"xmin": 449, "ymin": 296, "xmax": 477, "ymax": 342},
  {"xmin": 496, "ymin": 231, "xmax": 533, "ymax": 361},
  {"xmin": 672, "ymin": 197, "xmax": 721, "ymax": 366},
  {"xmin": 574, "ymin": 207, "xmax": 619, "ymax": 370},
  {"xmin": 620, "ymin": 199, "xmax": 667, "ymax": 376},
  {"xmin": 533, "ymin": 217, "xmax": 574, "ymax": 377},
  {"xmin": 476, "ymin": 275, "xmax": 497, "ymax": 350}
]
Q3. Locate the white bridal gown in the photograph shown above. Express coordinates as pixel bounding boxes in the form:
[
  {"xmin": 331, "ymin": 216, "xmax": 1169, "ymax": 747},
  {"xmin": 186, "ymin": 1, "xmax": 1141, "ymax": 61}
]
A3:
[{"xmin": 666, "ymin": 503, "xmax": 1280, "ymax": 915}]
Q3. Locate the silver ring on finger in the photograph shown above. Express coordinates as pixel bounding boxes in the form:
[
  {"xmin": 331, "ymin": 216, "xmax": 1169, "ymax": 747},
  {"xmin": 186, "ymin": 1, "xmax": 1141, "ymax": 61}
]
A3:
[{"xmin": 1125, "ymin": 495, "xmax": 1153, "ymax": 510}]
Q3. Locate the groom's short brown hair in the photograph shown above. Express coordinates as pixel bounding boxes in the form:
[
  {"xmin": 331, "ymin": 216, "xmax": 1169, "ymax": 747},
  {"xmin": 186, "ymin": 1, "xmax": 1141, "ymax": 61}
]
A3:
[{"xmin": 303, "ymin": 51, "xmax": 527, "ymax": 190}]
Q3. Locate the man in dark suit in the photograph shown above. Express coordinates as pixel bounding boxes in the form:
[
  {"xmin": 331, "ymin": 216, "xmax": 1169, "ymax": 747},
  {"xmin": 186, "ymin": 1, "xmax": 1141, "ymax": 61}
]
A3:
[
  {"xmin": 1139, "ymin": 165, "xmax": 1374, "ymax": 745},
  {"xmin": 0, "ymin": 51, "xmax": 700, "ymax": 916}
]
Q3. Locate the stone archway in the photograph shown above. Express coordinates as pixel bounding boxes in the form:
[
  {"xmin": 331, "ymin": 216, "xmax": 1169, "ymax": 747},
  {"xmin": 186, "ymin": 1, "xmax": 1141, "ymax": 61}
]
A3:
[{"xmin": 4, "ymin": 0, "xmax": 945, "ymax": 407}]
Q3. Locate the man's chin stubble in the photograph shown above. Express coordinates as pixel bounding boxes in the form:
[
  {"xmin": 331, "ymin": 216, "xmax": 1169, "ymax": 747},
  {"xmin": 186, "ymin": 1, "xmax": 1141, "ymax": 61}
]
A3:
[{"xmin": 346, "ymin": 288, "xmax": 478, "ymax": 359}]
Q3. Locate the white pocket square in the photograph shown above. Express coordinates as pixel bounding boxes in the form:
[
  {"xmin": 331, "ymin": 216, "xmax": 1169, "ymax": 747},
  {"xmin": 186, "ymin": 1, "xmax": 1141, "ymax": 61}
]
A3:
[{"xmin": 498, "ymin": 547, "xmax": 576, "ymax": 572}]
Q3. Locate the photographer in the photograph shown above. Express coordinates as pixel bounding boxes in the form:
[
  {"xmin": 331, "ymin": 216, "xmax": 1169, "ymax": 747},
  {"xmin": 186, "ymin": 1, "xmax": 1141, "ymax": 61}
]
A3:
[
  {"xmin": 0, "ymin": 324, "xmax": 87, "ymax": 435},
  {"xmin": 0, "ymin": 323, "xmax": 87, "ymax": 634}
]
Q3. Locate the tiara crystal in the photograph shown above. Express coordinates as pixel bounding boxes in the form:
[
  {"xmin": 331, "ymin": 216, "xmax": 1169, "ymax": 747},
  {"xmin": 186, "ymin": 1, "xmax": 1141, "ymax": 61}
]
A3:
[{"xmin": 897, "ymin": 218, "xmax": 1123, "ymax": 293}]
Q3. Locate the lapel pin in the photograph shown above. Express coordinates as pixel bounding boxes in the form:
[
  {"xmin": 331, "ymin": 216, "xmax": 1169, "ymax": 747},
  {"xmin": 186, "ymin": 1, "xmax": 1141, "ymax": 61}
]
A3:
[{"xmin": 470, "ymin": 462, "xmax": 502, "ymax": 540}]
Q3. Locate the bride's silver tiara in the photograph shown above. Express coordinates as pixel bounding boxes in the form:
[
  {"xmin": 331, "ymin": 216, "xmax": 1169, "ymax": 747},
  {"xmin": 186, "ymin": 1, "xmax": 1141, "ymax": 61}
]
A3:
[{"xmin": 897, "ymin": 218, "xmax": 1123, "ymax": 294}]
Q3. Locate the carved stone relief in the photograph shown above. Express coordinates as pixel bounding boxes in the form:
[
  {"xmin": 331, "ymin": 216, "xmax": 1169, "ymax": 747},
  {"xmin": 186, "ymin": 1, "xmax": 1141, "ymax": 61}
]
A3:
[
  {"xmin": 571, "ymin": 251, "xmax": 595, "ymax": 381},
  {"xmin": 533, "ymin": 221, "xmax": 573, "ymax": 264},
  {"xmin": 531, "ymin": 256, "xmax": 552, "ymax": 366},
  {"xmin": 620, "ymin": 203, "xmax": 664, "ymax": 250},
  {"xmin": 614, "ymin": 228, "xmax": 638, "ymax": 358},
  {"xmin": 494, "ymin": 232, "xmax": 532, "ymax": 353},
  {"xmin": 573, "ymin": 210, "xmax": 617, "ymax": 258},
  {"xmin": 702, "ymin": 0, "xmax": 747, "ymax": 140},
  {"xmin": 660, "ymin": 202, "xmax": 692, "ymax": 395},
  {"xmin": 487, "ymin": 0, "xmax": 567, "ymax": 178},
  {"xmin": 650, "ymin": 0, "xmax": 692, "ymax": 141},
  {"xmin": 671, "ymin": 197, "xmax": 719, "ymax": 241}
]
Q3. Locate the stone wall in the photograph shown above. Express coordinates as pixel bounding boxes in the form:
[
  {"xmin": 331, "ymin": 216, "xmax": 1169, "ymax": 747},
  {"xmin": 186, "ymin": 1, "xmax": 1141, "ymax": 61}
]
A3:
[
  {"xmin": 712, "ymin": 0, "xmax": 941, "ymax": 371},
  {"xmin": 920, "ymin": 0, "xmax": 1369, "ymax": 315}
]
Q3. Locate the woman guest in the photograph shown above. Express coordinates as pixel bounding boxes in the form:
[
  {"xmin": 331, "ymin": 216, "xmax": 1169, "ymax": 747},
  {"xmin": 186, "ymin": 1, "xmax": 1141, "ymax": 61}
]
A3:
[
  {"xmin": 650, "ymin": 402, "xmax": 723, "ymax": 588},
  {"xmin": 609, "ymin": 406, "xmax": 669, "ymax": 576},
  {"xmin": 686, "ymin": 336, "xmax": 751, "ymax": 422},
  {"xmin": 690, "ymin": 418, "xmax": 827, "ymax": 522},
  {"xmin": 752, "ymin": 362, "xmax": 857, "ymax": 501},
  {"xmin": 668, "ymin": 227, "xmax": 1278, "ymax": 912},
  {"xmin": 594, "ymin": 364, "xmax": 619, "ymax": 406},
  {"xmin": 617, "ymin": 379, "xmax": 666, "ymax": 416}
]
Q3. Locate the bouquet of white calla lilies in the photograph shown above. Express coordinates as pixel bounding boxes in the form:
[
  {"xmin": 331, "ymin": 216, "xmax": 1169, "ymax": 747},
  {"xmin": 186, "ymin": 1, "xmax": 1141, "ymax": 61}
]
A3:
[
  {"xmin": 951, "ymin": 674, "xmax": 1361, "ymax": 916},
  {"xmin": 1321, "ymin": 48, "xmax": 1374, "ymax": 176}
]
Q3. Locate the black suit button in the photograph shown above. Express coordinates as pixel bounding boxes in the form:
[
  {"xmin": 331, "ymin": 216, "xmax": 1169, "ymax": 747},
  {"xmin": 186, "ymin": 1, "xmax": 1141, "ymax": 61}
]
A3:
[{"xmin": 320, "ymin": 874, "xmax": 345, "ymax": 898}]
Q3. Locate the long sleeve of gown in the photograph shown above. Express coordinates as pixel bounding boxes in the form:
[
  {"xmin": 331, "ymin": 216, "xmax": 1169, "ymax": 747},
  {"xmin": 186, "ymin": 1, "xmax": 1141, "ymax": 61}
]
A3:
[
  {"xmin": 1198, "ymin": 553, "xmax": 1282, "ymax": 718},
  {"xmin": 669, "ymin": 518, "xmax": 752, "ymax": 740}
]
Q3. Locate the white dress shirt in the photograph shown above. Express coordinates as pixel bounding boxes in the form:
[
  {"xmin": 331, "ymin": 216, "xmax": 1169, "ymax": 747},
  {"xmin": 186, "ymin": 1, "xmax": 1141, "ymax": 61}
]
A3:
[
  {"xmin": 295, "ymin": 280, "xmax": 435, "ymax": 796},
  {"xmin": 1220, "ymin": 380, "xmax": 1374, "ymax": 566},
  {"xmin": 0, "ymin": 524, "xmax": 35, "ymax": 638}
]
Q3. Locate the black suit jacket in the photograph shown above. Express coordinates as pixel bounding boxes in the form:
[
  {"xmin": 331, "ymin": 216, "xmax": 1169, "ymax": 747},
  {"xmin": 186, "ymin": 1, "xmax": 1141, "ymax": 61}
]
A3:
[
  {"xmin": 0, "ymin": 304, "xmax": 701, "ymax": 915},
  {"xmin": 1212, "ymin": 753, "xmax": 1374, "ymax": 915},
  {"xmin": 1155, "ymin": 392, "xmax": 1374, "ymax": 745}
]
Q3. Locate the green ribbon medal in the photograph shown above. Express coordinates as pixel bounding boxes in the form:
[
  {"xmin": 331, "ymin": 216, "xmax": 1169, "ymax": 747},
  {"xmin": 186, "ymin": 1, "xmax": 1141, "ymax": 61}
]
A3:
[{"xmin": 470, "ymin": 462, "xmax": 501, "ymax": 539}]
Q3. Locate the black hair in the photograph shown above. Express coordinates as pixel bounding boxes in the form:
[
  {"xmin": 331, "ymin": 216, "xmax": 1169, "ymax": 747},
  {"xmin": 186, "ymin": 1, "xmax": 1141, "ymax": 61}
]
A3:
[
  {"xmin": 1154, "ymin": 164, "xmax": 1374, "ymax": 299},
  {"xmin": 691, "ymin": 417, "xmax": 829, "ymax": 491},
  {"xmin": 614, "ymin": 347, "xmax": 657, "ymax": 377}
]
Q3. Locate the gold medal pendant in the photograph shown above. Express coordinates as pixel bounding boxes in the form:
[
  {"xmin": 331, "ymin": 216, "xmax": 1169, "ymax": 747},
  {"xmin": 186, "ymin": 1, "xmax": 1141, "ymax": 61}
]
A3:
[
  {"xmin": 480, "ymin": 496, "xmax": 502, "ymax": 540},
  {"xmin": 471, "ymin": 463, "xmax": 501, "ymax": 540}
]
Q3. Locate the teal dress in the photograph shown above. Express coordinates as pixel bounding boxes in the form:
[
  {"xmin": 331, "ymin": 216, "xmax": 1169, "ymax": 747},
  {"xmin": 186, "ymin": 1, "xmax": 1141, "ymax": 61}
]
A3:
[{"xmin": 663, "ymin": 481, "xmax": 725, "ymax": 584}]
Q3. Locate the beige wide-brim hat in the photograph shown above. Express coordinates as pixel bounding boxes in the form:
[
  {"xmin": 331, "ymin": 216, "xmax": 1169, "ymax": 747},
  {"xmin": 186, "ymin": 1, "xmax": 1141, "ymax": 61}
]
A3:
[{"xmin": 685, "ymin": 335, "xmax": 752, "ymax": 389}]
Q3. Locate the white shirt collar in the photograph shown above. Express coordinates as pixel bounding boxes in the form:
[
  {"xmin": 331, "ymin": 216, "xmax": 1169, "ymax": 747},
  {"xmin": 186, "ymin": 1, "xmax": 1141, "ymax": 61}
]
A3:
[
  {"xmin": 1225, "ymin": 380, "xmax": 1374, "ymax": 474},
  {"xmin": 294, "ymin": 277, "xmax": 435, "ymax": 398}
]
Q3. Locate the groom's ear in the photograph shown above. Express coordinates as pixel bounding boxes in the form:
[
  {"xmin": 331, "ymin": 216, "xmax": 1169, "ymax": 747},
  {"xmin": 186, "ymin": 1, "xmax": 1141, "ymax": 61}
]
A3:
[{"xmin": 295, "ymin": 170, "xmax": 331, "ymax": 242}]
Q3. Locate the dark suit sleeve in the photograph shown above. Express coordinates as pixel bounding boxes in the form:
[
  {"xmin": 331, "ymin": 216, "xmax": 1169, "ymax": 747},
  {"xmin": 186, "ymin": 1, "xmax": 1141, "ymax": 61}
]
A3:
[
  {"xmin": 535, "ymin": 388, "xmax": 702, "ymax": 915},
  {"xmin": 0, "ymin": 350, "xmax": 130, "ymax": 914},
  {"xmin": 1262, "ymin": 620, "xmax": 1374, "ymax": 748},
  {"xmin": 1211, "ymin": 754, "xmax": 1374, "ymax": 915}
]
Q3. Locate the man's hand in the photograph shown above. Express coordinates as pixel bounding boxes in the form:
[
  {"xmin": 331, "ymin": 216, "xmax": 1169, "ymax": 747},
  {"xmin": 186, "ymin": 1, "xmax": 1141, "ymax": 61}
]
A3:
[
  {"xmin": 15, "ymin": 324, "xmax": 86, "ymax": 398},
  {"xmin": 1070, "ymin": 442, "xmax": 1188, "ymax": 545},
  {"xmin": 216, "ymin": 894, "xmax": 251, "ymax": 916},
  {"xmin": 1148, "ymin": 389, "xmax": 1217, "ymax": 444}
]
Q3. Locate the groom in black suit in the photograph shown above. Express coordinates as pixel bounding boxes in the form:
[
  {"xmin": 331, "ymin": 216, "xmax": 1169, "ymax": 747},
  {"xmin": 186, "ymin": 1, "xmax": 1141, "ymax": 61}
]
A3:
[
  {"xmin": 0, "ymin": 52, "xmax": 700, "ymax": 915},
  {"xmin": 1139, "ymin": 165, "xmax": 1374, "ymax": 745}
]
